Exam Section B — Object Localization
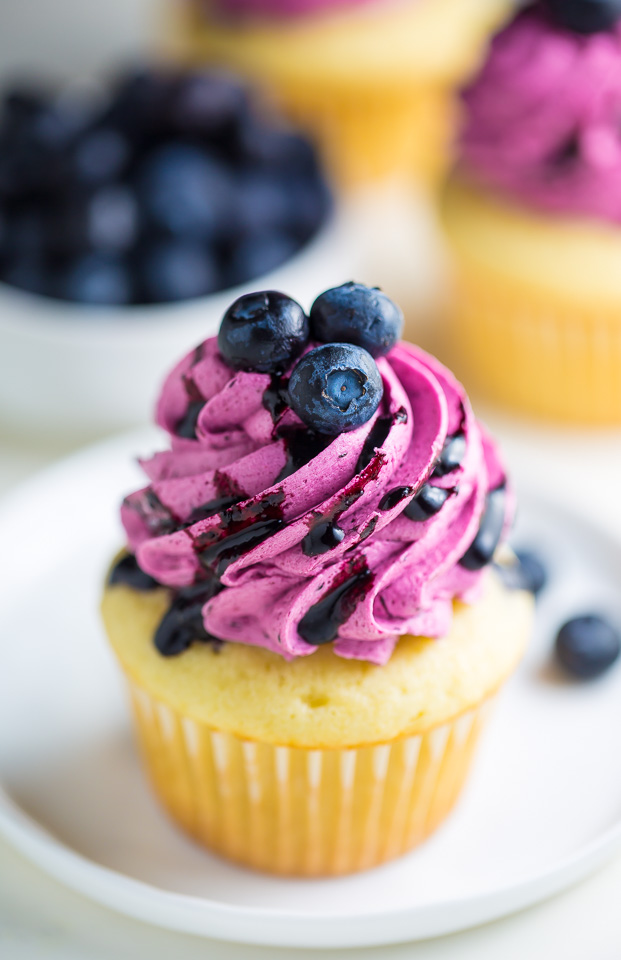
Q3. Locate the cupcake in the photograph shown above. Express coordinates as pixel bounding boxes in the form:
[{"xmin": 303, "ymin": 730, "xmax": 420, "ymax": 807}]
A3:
[
  {"xmin": 101, "ymin": 282, "xmax": 533, "ymax": 876},
  {"xmin": 161, "ymin": 0, "xmax": 510, "ymax": 188},
  {"xmin": 441, "ymin": 0, "xmax": 621, "ymax": 424}
]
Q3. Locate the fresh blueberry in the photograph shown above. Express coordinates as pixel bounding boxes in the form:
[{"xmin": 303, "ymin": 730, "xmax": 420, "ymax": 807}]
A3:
[
  {"xmin": 87, "ymin": 185, "xmax": 139, "ymax": 252},
  {"xmin": 231, "ymin": 172, "xmax": 294, "ymax": 236},
  {"xmin": 218, "ymin": 290, "xmax": 308, "ymax": 373},
  {"xmin": 139, "ymin": 240, "xmax": 219, "ymax": 303},
  {"xmin": 1, "ymin": 255, "xmax": 48, "ymax": 296},
  {"xmin": 288, "ymin": 342, "xmax": 383, "ymax": 435},
  {"xmin": 544, "ymin": 0, "xmax": 621, "ymax": 33},
  {"xmin": 226, "ymin": 231, "xmax": 299, "ymax": 286},
  {"xmin": 555, "ymin": 615, "xmax": 621, "ymax": 679},
  {"xmin": 9, "ymin": 207, "xmax": 47, "ymax": 255},
  {"xmin": 73, "ymin": 127, "xmax": 129, "ymax": 185},
  {"xmin": 137, "ymin": 143, "xmax": 230, "ymax": 239},
  {"xmin": 460, "ymin": 486, "xmax": 506, "ymax": 571},
  {"xmin": 404, "ymin": 483, "xmax": 450, "ymax": 522},
  {"xmin": 167, "ymin": 71, "xmax": 248, "ymax": 136},
  {"xmin": 104, "ymin": 67, "xmax": 174, "ymax": 138},
  {"xmin": 238, "ymin": 123, "xmax": 318, "ymax": 175},
  {"xmin": 310, "ymin": 282, "xmax": 403, "ymax": 358},
  {"xmin": 509, "ymin": 549, "xmax": 548, "ymax": 595},
  {"xmin": 286, "ymin": 177, "xmax": 332, "ymax": 241},
  {"xmin": 59, "ymin": 253, "xmax": 132, "ymax": 305}
]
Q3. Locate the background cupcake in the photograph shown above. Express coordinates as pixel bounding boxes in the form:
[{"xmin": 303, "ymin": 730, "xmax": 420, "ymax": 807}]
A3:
[
  {"xmin": 101, "ymin": 283, "xmax": 533, "ymax": 876},
  {"xmin": 162, "ymin": 0, "xmax": 510, "ymax": 189},
  {"xmin": 441, "ymin": 0, "xmax": 621, "ymax": 424}
]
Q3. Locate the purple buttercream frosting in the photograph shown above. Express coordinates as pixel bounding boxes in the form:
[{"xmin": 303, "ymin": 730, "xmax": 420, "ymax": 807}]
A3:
[
  {"xmin": 121, "ymin": 337, "xmax": 509, "ymax": 665},
  {"xmin": 459, "ymin": 3, "xmax": 621, "ymax": 223}
]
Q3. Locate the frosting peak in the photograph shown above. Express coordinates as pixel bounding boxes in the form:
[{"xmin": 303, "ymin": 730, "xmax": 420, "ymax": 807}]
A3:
[
  {"xmin": 459, "ymin": 4, "xmax": 621, "ymax": 223},
  {"xmin": 121, "ymin": 336, "xmax": 509, "ymax": 664}
]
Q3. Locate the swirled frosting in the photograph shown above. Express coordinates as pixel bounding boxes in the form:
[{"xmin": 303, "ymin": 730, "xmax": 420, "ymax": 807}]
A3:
[
  {"xmin": 121, "ymin": 338, "xmax": 509, "ymax": 665},
  {"xmin": 460, "ymin": 3, "xmax": 621, "ymax": 223}
]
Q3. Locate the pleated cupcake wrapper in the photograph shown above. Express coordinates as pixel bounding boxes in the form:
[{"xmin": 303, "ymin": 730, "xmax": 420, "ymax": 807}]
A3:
[
  {"xmin": 447, "ymin": 258, "xmax": 621, "ymax": 425},
  {"xmin": 128, "ymin": 681, "xmax": 492, "ymax": 876}
]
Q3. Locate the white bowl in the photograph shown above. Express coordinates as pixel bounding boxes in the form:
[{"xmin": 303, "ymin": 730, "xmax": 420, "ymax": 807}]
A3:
[{"xmin": 0, "ymin": 211, "xmax": 356, "ymax": 440}]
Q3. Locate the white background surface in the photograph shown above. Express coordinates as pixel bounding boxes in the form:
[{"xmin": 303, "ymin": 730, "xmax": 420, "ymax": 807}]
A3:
[{"xmin": 2, "ymin": 0, "xmax": 621, "ymax": 955}]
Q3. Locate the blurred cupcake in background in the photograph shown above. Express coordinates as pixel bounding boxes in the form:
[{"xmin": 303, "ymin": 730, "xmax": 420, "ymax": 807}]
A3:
[
  {"xmin": 441, "ymin": 0, "xmax": 621, "ymax": 424},
  {"xmin": 0, "ymin": 67, "xmax": 352, "ymax": 437},
  {"xmin": 162, "ymin": 0, "xmax": 511, "ymax": 189}
]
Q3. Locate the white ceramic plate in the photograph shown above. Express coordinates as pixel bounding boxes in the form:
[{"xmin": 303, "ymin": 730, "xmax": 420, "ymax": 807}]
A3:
[{"xmin": 1, "ymin": 430, "xmax": 621, "ymax": 949}]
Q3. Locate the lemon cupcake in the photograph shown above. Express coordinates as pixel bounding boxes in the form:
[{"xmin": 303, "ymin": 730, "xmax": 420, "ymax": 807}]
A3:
[
  {"xmin": 161, "ymin": 0, "xmax": 510, "ymax": 188},
  {"xmin": 441, "ymin": 0, "xmax": 621, "ymax": 424},
  {"xmin": 102, "ymin": 282, "xmax": 532, "ymax": 876}
]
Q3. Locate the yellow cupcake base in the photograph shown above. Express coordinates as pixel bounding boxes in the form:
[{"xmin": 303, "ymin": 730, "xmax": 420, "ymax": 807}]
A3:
[
  {"xmin": 129, "ymin": 680, "xmax": 491, "ymax": 876},
  {"xmin": 441, "ymin": 179, "xmax": 621, "ymax": 424},
  {"xmin": 161, "ymin": 0, "xmax": 509, "ymax": 189}
]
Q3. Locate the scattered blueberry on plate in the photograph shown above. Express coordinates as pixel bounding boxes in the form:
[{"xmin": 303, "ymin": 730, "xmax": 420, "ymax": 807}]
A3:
[
  {"xmin": 496, "ymin": 548, "xmax": 548, "ymax": 596},
  {"xmin": 555, "ymin": 615, "xmax": 621, "ymax": 679},
  {"xmin": 0, "ymin": 68, "xmax": 332, "ymax": 305}
]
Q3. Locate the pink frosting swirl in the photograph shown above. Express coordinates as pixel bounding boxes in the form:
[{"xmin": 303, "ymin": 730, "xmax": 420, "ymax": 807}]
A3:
[
  {"xmin": 460, "ymin": 4, "xmax": 621, "ymax": 223},
  {"xmin": 121, "ymin": 338, "xmax": 509, "ymax": 665},
  {"xmin": 207, "ymin": 0, "xmax": 377, "ymax": 19}
]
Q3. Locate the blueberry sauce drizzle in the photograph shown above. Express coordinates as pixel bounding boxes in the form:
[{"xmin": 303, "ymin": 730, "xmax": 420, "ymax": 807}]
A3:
[
  {"xmin": 108, "ymin": 553, "xmax": 159, "ymax": 591},
  {"xmin": 302, "ymin": 518, "xmax": 345, "ymax": 556},
  {"xmin": 379, "ymin": 485, "xmax": 414, "ymax": 511},
  {"xmin": 175, "ymin": 398, "xmax": 204, "ymax": 440},
  {"xmin": 262, "ymin": 372, "xmax": 290, "ymax": 425},
  {"xmin": 193, "ymin": 488, "xmax": 286, "ymax": 576},
  {"xmin": 460, "ymin": 485, "xmax": 506, "ymax": 571},
  {"xmin": 123, "ymin": 489, "xmax": 178, "ymax": 538},
  {"xmin": 432, "ymin": 433, "xmax": 466, "ymax": 478},
  {"xmin": 154, "ymin": 577, "xmax": 224, "ymax": 657},
  {"xmin": 355, "ymin": 406, "xmax": 407, "ymax": 474},
  {"xmin": 404, "ymin": 483, "xmax": 451, "ymax": 523},
  {"xmin": 298, "ymin": 558, "xmax": 374, "ymax": 647}
]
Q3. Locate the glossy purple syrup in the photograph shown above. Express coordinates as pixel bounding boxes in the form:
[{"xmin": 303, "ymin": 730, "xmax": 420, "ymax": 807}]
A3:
[
  {"xmin": 432, "ymin": 433, "xmax": 466, "ymax": 478},
  {"xmin": 154, "ymin": 578, "xmax": 224, "ymax": 657},
  {"xmin": 262, "ymin": 373, "xmax": 290, "ymax": 424},
  {"xmin": 108, "ymin": 553, "xmax": 159, "ymax": 591},
  {"xmin": 298, "ymin": 558, "xmax": 373, "ymax": 646},
  {"xmin": 275, "ymin": 425, "xmax": 333, "ymax": 481},
  {"xmin": 355, "ymin": 406, "xmax": 407, "ymax": 474},
  {"xmin": 460, "ymin": 485, "xmax": 506, "ymax": 571},
  {"xmin": 184, "ymin": 495, "xmax": 242, "ymax": 526},
  {"xmin": 194, "ymin": 488, "xmax": 286, "ymax": 576},
  {"xmin": 124, "ymin": 489, "xmax": 178, "ymax": 538},
  {"xmin": 302, "ymin": 517, "xmax": 345, "ymax": 556},
  {"xmin": 175, "ymin": 398, "xmax": 204, "ymax": 440},
  {"xmin": 359, "ymin": 516, "xmax": 378, "ymax": 542},
  {"xmin": 379, "ymin": 485, "xmax": 413, "ymax": 511}
]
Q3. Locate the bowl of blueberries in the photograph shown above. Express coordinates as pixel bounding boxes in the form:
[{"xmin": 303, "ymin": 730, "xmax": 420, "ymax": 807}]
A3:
[{"xmin": 0, "ymin": 67, "xmax": 353, "ymax": 438}]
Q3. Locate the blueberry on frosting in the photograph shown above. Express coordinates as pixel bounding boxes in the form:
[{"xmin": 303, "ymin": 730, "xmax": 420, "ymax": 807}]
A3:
[
  {"xmin": 218, "ymin": 290, "xmax": 309, "ymax": 373},
  {"xmin": 544, "ymin": 0, "xmax": 621, "ymax": 34},
  {"xmin": 310, "ymin": 282, "xmax": 403, "ymax": 358},
  {"xmin": 288, "ymin": 342, "xmax": 383, "ymax": 434}
]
